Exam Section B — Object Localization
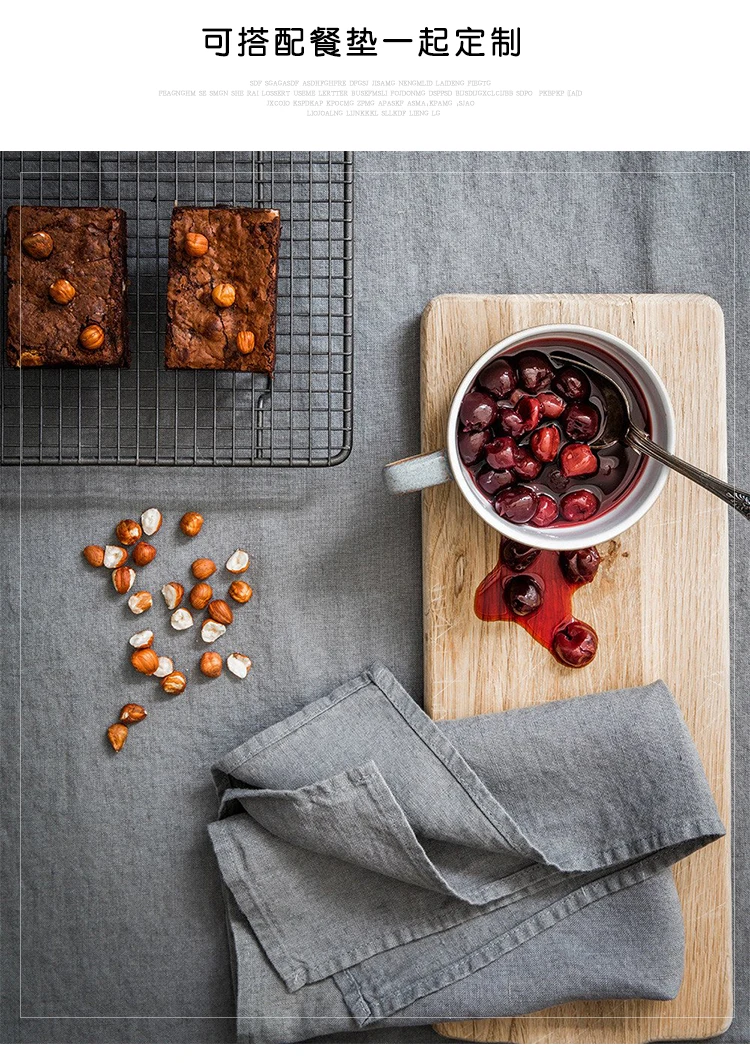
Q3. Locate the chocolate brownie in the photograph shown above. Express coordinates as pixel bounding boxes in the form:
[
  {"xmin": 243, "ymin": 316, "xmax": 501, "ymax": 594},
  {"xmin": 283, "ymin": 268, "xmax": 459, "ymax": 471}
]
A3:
[
  {"xmin": 165, "ymin": 207, "xmax": 280, "ymax": 373},
  {"xmin": 5, "ymin": 205, "xmax": 129, "ymax": 368}
]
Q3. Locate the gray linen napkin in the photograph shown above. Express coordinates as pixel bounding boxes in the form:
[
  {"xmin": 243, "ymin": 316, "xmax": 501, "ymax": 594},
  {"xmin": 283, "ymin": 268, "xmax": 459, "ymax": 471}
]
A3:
[{"xmin": 208, "ymin": 664, "xmax": 724, "ymax": 1043}]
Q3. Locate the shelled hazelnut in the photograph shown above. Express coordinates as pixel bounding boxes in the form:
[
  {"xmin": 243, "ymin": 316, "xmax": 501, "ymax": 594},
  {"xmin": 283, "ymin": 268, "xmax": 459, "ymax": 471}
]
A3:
[
  {"xmin": 171, "ymin": 608, "xmax": 194, "ymax": 631},
  {"xmin": 200, "ymin": 651, "xmax": 222, "ymax": 678},
  {"xmin": 49, "ymin": 278, "xmax": 76, "ymax": 305},
  {"xmin": 212, "ymin": 283, "xmax": 236, "ymax": 308},
  {"xmin": 185, "ymin": 232, "xmax": 209, "ymax": 257},
  {"xmin": 131, "ymin": 647, "xmax": 159, "ymax": 675},
  {"xmin": 180, "ymin": 512, "xmax": 204, "ymax": 537},
  {"xmin": 161, "ymin": 582, "xmax": 184, "ymax": 609},
  {"xmin": 190, "ymin": 582, "xmax": 213, "ymax": 610},
  {"xmin": 161, "ymin": 671, "xmax": 187, "ymax": 695},
  {"xmin": 226, "ymin": 549, "xmax": 249, "ymax": 574},
  {"xmin": 128, "ymin": 629, "xmax": 154, "ymax": 648},
  {"xmin": 237, "ymin": 330, "xmax": 255, "ymax": 354},
  {"xmin": 140, "ymin": 508, "xmax": 163, "ymax": 536},
  {"xmin": 79, "ymin": 324, "xmax": 105, "ymax": 351},
  {"xmin": 22, "ymin": 230, "xmax": 53, "ymax": 259},
  {"xmin": 116, "ymin": 519, "xmax": 142, "ymax": 546},
  {"xmin": 112, "ymin": 566, "xmax": 135, "ymax": 594},
  {"xmin": 132, "ymin": 541, "xmax": 156, "ymax": 566},
  {"xmin": 82, "ymin": 545, "xmax": 105, "ymax": 568},
  {"xmin": 154, "ymin": 656, "xmax": 174, "ymax": 679},
  {"xmin": 103, "ymin": 545, "xmax": 128, "ymax": 569},
  {"xmin": 107, "ymin": 723, "xmax": 128, "ymax": 752},
  {"xmin": 227, "ymin": 653, "xmax": 252, "ymax": 680},
  {"xmin": 128, "ymin": 591, "xmax": 152, "ymax": 615},
  {"xmin": 208, "ymin": 600, "xmax": 233, "ymax": 626},
  {"xmin": 228, "ymin": 580, "xmax": 252, "ymax": 604},
  {"xmin": 119, "ymin": 703, "xmax": 147, "ymax": 724},
  {"xmin": 191, "ymin": 558, "xmax": 216, "ymax": 580},
  {"xmin": 201, "ymin": 619, "xmax": 226, "ymax": 644}
]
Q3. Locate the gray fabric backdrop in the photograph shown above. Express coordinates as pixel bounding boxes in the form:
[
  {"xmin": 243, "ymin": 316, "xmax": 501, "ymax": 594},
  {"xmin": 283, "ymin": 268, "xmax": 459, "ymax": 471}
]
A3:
[{"xmin": 0, "ymin": 151, "xmax": 746, "ymax": 1044}]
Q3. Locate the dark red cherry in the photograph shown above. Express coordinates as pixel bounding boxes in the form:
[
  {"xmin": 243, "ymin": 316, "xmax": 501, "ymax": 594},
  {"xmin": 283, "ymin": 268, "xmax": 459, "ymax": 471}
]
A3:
[
  {"xmin": 560, "ymin": 443, "xmax": 598, "ymax": 478},
  {"xmin": 530, "ymin": 424, "xmax": 561, "ymax": 463},
  {"xmin": 516, "ymin": 352, "xmax": 554, "ymax": 393},
  {"xmin": 553, "ymin": 620, "xmax": 598, "ymax": 667},
  {"xmin": 530, "ymin": 495, "xmax": 560, "ymax": 526},
  {"xmin": 560, "ymin": 489, "xmax": 600, "ymax": 523},
  {"xmin": 498, "ymin": 406, "xmax": 526, "ymax": 438},
  {"xmin": 458, "ymin": 429, "xmax": 490, "ymax": 465},
  {"xmin": 515, "ymin": 395, "xmax": 542, "ymax": 433},
  {"xmin": 513, "ymin": 447, "xmax": 543, "ymax": 481},
  {"xmin": 460, "ymin": 390, "xmax": 498, "ymax": 431},
  {"xmin": 478, "ymin": 358, "xmax": 517, "ymax": 399},
  {"xmin": 494, "ymin": 485, "xmax": 539, "ymax": 524},
  {"xmin": 477, "ymin": 467, "xmax": 515, "ymax": 496},
  {"xmin": 485, "ymin": 435, "xmax": 519, "ymax": 470},
  {"xmin": 553, "ymin": 365, "xmax": 591, "ymax": 401},
  {"xmin": 560, "ymin": 547, "xmax": 601, "ymax": 585},
  {"xmin": 538, "ymin": 391, "xmax": 566, "ymax": 419},
  {"xmin": 505, "ymin": 575, "xmax": 543, "ymax": 617},
  {"xmin": 563, "ymin": 401, "xmax": 600, "ymax": 442},
  {"xmin": 501, "ymin": 539, "xmax": 540, "ymax": 571}
]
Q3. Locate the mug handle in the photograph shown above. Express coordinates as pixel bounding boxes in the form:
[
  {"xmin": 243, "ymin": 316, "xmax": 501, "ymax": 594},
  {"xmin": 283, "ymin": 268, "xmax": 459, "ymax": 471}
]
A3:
[{"xmin": 383, "ymin": 450, "xmax": 453, "ymax": 494}]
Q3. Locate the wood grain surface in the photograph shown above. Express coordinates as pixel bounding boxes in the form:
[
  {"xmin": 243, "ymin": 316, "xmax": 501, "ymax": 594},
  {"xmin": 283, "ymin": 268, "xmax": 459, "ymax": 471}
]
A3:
[{"xmin": 420, "ymin": 294, "xmax": 731, "ymax": 1044}]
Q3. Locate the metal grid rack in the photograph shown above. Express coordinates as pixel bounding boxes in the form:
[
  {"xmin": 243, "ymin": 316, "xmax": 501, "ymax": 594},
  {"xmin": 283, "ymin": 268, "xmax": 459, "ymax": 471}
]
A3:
[{"xmin": 0, "ymin": 151, "xmax": 353, "ymax": 466}]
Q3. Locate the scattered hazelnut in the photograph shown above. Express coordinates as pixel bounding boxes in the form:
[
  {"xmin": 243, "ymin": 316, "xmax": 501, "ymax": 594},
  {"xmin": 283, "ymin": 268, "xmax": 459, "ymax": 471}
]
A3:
[
  {"xmin": 131, "ymin": 647, "xmax": 159, "ymax": 675},
  {"xmin": 227, "ymin": 653, "xmax": 252, "ymax": 679},
  {"xmin": 237, "ymin": 330, "xmax": 255, "ymax": 354},
  {"xmin": 226, "ymin": 549, "xmax": 250, "ymax": 574},
  {"xmin": 19, "ymin": 352, "xmax": 45, "ymax": 366},
  {"xmin": 154, "ymin": 655, "xmax": 174, "ymax": 679},
  {"xmin": 140, "ymin": 507, "xmax": 163, "ymax": 536},
  {"xmin": 208, "ymin": 599, "xmax": 233, "ymax": 626},
  {"xmin": 171, "ymin": 607, "xmax": 194, "ymax": 631},
  {"xmin": 119, "ymin": 703, "xmax": 147, "ymax": 724},
  {"xmin": 49, "ymin": 278, "xmax": 76, "ymax": 305},
  {"xmin": 161, "ymin": 671, "xmax": 187, "ymax": 695},
  {"xmin": 191, "ymin": 558, "xmax": 216, "ymax": 580},
  {"xmin": 212, "ymin": 283, "xmax": 236, "ymax": 308},
  {"xmin": 132, "ymin": 541, "xmax": 156, "ymax": 566},
  {"xmin": 201, "ymin": 619, "xmax": 226, "ymax": 644},
  {"xmin": 107, "ymin": 723, "xmax": 128, "ymax": 752},
  {"xmin": 161, "ymin": 582, "xmax": 184, "ymax": 610},
  {"xmin": 129, "ymin": 629, "xmax": 154, "ymax": 649},
  {"xmin": 103, "ymin": 545, "xmax": 128, "ymax": 569},
  {"xmin": 185, "ymin": 231, "xmax": 209, "ymax": 257},
  {"xmin": 190, "ymin": 582, "xmax": 213, "ymax": 610},
  {"xmin": 112, "ymin": 566, "xmax": 136, "ymax": 594},
  {"xmin": 79, "ymin": 324, "xmax": 105, "ymax": 351},
  {"xmin": 128, "ymin": 590, "xmax": 152, "ymax": 615},
  {"xmin": 115, "ymin": 519, "xmax": 142, "ymax": 546},
  {"xmin": 180, "ymin": 511, "xmax": 204, "ymax": 537},
  {"xmin": 200, "ymin": 651, "xmax": 223, "ymax": 678},
  {"xmin": 22, "ymin": 230, "xmax": 54, "ymax": 259},
  {"xmin": 228, "ymin": 580, "xmax": 253, "ymax": 604},
  {"xmin": 82, "ymin": 545, "xmax": 105, "ymax": 568}
]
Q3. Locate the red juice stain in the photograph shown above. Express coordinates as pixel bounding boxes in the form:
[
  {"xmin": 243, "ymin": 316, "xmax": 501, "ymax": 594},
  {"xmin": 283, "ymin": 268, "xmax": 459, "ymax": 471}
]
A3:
[{"xmin": 475, "ymin": 539, "xmax": 600, "ymax": 667}]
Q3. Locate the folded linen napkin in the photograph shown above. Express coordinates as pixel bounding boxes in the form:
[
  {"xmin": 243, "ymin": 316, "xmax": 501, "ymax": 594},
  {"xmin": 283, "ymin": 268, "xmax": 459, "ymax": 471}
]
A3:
[{"xmin": 208, "ymin": 664, "xmax": 724, "ymax": 1043}]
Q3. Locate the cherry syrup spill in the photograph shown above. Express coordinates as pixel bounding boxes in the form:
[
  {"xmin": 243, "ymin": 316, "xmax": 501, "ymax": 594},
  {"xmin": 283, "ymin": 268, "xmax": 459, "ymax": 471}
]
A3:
[{"xmin": 474, "ymin": 538, "xmax": 601, "ymax": 668}]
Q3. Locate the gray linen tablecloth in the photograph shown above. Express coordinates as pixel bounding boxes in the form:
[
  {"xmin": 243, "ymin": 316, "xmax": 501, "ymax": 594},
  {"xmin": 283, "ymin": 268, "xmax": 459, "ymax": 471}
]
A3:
[
  {"xmin": 209, "ymin": 665, "xmax": 724, "ymax": 1043},
  {"xmin": 0, "ymin": 152, "xmax": 747, "ymax": 1044}
]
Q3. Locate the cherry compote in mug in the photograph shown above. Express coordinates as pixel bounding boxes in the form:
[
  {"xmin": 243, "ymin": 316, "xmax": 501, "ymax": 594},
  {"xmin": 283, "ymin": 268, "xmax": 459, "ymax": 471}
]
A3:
[{"xmin": 383, "ymin": 324, "xmax": 675, "ymax": 551}]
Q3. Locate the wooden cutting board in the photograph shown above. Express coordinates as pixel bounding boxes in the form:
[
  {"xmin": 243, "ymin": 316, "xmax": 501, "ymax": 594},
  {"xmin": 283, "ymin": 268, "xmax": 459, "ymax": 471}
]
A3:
[{"xmin": 421, "ymin": 294, "xmax": 731, "ymax": 1044}]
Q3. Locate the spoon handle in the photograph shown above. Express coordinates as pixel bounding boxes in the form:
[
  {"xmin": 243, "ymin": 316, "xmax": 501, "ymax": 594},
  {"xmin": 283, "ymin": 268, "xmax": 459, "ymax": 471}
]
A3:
[{"xmin": 627, "ymin": 426, "xmax": 750, "ymax": 520}]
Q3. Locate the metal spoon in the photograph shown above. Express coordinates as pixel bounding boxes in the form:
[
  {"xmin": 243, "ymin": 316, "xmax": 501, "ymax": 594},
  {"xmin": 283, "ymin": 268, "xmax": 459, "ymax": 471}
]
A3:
[{"xmin": 558, "ymin": 355, "xmax": 750, "ymax": 519}]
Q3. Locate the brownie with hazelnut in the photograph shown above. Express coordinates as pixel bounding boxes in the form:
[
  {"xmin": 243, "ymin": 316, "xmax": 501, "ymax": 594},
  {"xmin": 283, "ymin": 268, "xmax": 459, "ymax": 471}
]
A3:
[
  {"xmin": 165, "ymin": 206, "xmax": 280, "ymax": 374},
  {"xmin": 5, "ymin": 205, "xmax": 129, "ymax": 368}
]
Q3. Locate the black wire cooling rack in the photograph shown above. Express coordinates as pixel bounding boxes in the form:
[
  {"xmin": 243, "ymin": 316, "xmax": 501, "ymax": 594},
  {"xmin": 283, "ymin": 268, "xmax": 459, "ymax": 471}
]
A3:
[{"xmin": 0, "ymin": 151, "xmax": 353, "ymax": 466}]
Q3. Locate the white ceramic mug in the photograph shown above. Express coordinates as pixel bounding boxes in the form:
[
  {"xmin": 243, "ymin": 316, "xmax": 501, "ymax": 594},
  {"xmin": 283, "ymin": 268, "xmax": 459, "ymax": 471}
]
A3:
[{"xmin": 383, "ymin": 324, "xmax": 675, "ymax": 551}]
